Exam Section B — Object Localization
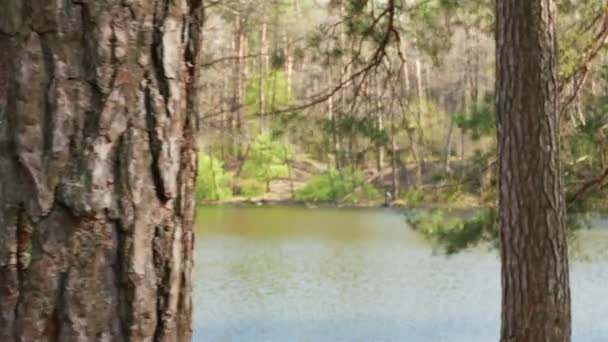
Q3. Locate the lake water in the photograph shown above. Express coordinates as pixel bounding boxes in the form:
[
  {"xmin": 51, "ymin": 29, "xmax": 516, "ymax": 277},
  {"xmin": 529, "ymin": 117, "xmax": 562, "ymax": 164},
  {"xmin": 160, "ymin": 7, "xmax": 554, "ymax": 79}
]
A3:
[{"xmin": 193, "ymin": 206, "xmax": 608, "ymax": 342}]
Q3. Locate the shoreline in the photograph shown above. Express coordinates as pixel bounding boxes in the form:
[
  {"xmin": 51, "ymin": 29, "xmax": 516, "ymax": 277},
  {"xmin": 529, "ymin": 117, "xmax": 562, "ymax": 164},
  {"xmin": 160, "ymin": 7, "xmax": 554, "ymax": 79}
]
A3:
[
  {"xmin": 198, "ymin": 198, "xmax": 490, "ymax": 211},
  {"xmin": 199, "ymin": 198, "xmax": 385, "ymax": 208}
]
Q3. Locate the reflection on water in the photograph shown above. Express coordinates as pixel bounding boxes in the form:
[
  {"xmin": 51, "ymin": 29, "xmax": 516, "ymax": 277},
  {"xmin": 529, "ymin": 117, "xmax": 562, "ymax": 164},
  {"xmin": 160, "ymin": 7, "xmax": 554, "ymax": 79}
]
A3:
[{"xmin": 193, "ymin": 206, "xmax": 608, "ymax": 342}]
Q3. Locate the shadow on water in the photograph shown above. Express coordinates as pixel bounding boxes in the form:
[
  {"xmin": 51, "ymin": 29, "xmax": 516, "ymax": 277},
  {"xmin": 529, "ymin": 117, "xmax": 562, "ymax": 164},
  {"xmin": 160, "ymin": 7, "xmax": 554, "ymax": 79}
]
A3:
[{"xmin": 193, "ymin": 205, "xmax": 608, "ymax": 342}]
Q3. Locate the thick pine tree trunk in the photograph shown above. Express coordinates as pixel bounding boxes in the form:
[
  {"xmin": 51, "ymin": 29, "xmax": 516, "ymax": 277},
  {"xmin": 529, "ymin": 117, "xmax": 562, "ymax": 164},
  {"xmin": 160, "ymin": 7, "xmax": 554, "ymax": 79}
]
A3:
[
  {"xmin": 496, "ymin": 0, "xmax": 571, "ymax": 341},
  {"xmin": 0, "ymin": 1, "xmax": 204, "ymax": 341}
]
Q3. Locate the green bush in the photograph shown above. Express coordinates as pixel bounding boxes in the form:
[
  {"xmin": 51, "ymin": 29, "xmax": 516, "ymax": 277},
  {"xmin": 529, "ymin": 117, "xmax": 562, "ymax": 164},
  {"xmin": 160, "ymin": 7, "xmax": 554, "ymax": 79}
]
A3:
[
  {"xmin": 401, "ymin": 189, "xmax": 424, "ymax": 206},
  {"xmin": 237, "ymin": 179, "xmax": 267, "ymax": 198},
  {"xmin": 196, "ymin": 153, "xmax": 233, "ymax": 201},
  {"xmin": 242, "ymin": 133, "xmax": 291, "ymax": 192},
  {"xmin": 295, "ymin": 168, "xmax": 381, "ymax": 203}
]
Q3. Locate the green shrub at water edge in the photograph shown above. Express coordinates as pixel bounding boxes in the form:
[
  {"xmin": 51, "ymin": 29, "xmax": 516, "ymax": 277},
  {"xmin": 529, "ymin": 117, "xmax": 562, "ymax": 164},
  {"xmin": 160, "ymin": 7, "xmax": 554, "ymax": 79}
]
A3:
[
  {"xmin": 237, "ymin": 179, "xmax": 267, "ymax": 198},
  {"xmin": 295, "ymin": 169, "xmax": 381, "ymax": 203},
  {"xmin": 400, "ymin": 185, "xmax": 480, "ymax": 208},
  {"xmin": 196, "ymin": 153, "xmax": 233, "ymax": 201}
]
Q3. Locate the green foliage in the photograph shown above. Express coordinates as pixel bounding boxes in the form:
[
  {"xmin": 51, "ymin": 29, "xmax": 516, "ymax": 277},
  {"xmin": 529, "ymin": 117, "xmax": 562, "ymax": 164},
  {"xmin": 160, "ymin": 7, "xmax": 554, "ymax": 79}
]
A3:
[
  {"xmin": 196, "ymin": 153, "xmax": 233, "ymax": 201},
  {"xmin": 242, "ymin": 133, "xmax": 292, "ymax": 190},
  {"xmin": 558, "ymin": 0, "xmax": 606, "ymax": 78},
  {"xmin": 238, "ymin": 179, "xmax": 267, "ymax": 198},
  {"xmin": 407, "ymin": 209, "xmax": 497, "ymax": 254},
  {"xmin": 409, "ymin": 207, "xmax": 593, "ymax": 255},
  {"xmin": 564, "ymin": 96, "xmax": 608, "ymax": 160},
  {"xmin": 403, "ymin": 99, "xmax": 452, "ymax": 158},
  {"xmin": 562, "ymin": 96, "xmax": 608, "ymax": 209},
  {"xmin": 295, "ymin": 168, "xmax": 381, "ymax": 203},
  {"xmin": 400, "ymin": 185, "xmax": 480, "ymax": 208},
  {"xmin": 339, "ymin": 0, "xmax": 379, "ymax": 39},
  {"xmin": 401, "ymin": 189, "xmax": 424, "ymax": 206},
  {"xmin": 455, "ymin": 92, "xmax": 496, "ymax": 140},
  {"xmin": 270, "ymin": 49, "xmax": 286, "ymax": 69},
  {"xmin": 407, "ymin": 0, "xmax": 454, "ymax": 64},
  {"xmin": 320, "ymin": 115, "xmax": 389, "ymax": 146}
]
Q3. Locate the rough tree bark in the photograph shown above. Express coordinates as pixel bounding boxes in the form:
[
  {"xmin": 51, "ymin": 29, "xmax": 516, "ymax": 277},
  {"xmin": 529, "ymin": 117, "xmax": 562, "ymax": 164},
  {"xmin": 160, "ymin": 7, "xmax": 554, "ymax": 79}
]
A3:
[
  {"xmin": 0, "ymin": 0, "xmax": 204, "ymax": 341},
  {"xmin": 496, "ymin": 0, "xmax": 571, "ymax": 341}
]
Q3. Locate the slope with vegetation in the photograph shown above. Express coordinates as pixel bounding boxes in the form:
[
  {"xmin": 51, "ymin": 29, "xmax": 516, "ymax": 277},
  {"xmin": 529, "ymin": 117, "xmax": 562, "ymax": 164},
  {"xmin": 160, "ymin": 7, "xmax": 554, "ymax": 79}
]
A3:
[{"xmin": 197, "ymin": 0, "xmax": 608, "ymax": 212}]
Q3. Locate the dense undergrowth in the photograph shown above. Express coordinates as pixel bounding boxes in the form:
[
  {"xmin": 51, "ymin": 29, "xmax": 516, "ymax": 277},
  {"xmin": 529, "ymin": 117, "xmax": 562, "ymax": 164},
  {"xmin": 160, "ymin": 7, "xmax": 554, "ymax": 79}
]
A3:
[{"xmin": 294, "ymin": 169, "xmax": 382, "ymax": 203}]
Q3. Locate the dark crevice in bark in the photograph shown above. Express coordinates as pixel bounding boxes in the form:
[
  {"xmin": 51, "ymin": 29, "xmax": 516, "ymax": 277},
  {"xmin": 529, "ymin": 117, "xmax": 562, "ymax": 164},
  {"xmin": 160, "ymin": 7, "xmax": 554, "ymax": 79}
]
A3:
[
  {"xmin": 144, "ymin": 81, "xmax": 170, "ymax": 203},
  {"xmin": 39, "ymin": 33, "xmax": 56, "ymax": 158},
  {"xmin": 151, "ymin": 0, "xmax": 172, "ymax": 118},
  {"xmin": 7, "ymin": 206, "xmax": 23, "ymax": 342},
  {"xmin": 110, "ymin": 132, "xmax": 133, "ymax": 341},
  {"xmin": 117, "ymin": 130, "xmax": 137, "ymax": 223},
  {"xmin": 152, "ymin": 224, "xmax": 171, "ymax": 342},
  {"xmin": 48, "ymin": 269, "xmax": 68, "ymax": 342},
  {"xmin": 77, "ymin": 3, "xmax": 106, "ymax": 152},
  {"xmin": 78, "ymin": 2, "xmax": 98, "ymax": 88},
  {"xmin": 121, "ymin": 0, "xmax": 137, "ymax": 20},
  {"xmin": 108, "ymin": 23, "xmax": 120, "ymax": 82},
  {"xmin": 112, "ymin": 217, "xmax": 131, "ymax": 342}
]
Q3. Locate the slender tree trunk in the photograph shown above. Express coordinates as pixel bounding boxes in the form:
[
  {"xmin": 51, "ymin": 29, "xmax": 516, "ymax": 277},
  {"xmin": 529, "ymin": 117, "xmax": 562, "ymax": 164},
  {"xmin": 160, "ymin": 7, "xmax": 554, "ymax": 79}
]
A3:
[
  {"xmin": 398, "ymin": 44, "xmax": 416, "ymax": 189},
  {"xmin": 413, "ymin": 42, "xmax": 425, "ymax": 184},
  {"xmin": 496, "ymin": 1, "xmax": 571, "ymax": 341},
  {"xmin": 376, "ymin": 77, "xmax": 384, "ymax": 173},
  {"xmin": 460, "ymin": 26, "xmax": 475, "ymax": 167},
  {"xmin": 283, "ymin": 144, "xmax": 295, "ymax": 199},
  {"xmin": 285, "ymin": 34, "xmax": 294, "ymax": 98},
  {"xmin": 0, "ymin": 1, "xmax": 204, "ymax": 341},
  {"xmin": 221, "ymin": 79, "xmax": 228, "ymax": 160},
  {"xmin": 259, "ymin": 19, "xmax": 268, "ymax": 130},
  {"xmin": 390, "ymin": 110, "xmax": 400, "ymax": 198},
  {"xmin": 400, "ymin": 45, "xmax": 411, "ymax": 101},
  {"xmin": 209, "ymin": 146, "xmax": 218, "ymax": 200},
  {"xmin": 415, "ymin": 57, "xmax": 424, "ymax": 106},
  {"xmin": 327, "ymin": 74, "xmax": 341, "ymax": 170},
  {"xmin": 443, "ymin": 110, "xmax": 455, "ymax": 173},
  {"xmin": 233, "ymin": 14, "xmax": 247, "ymax": 159},
  {"xmin": 466, "ymin": 27, "xmax": 480, "ymax": 107}
]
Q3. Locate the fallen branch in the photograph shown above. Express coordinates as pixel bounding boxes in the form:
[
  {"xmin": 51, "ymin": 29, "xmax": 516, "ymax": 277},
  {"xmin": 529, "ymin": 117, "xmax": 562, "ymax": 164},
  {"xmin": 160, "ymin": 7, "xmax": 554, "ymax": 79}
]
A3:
[{"xmin": 567, "ymin": 167, "xmax": 608, "ymax": 205}]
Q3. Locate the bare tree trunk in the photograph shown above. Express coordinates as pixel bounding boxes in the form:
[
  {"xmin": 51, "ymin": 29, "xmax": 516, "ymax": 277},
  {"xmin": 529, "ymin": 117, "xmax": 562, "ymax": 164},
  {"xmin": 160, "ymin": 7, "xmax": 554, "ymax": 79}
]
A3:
[
  {"xmin": 283, "ymin": 144, "xmax": 295, "ymax": 199},
  {"xmin": 460, "ymin": 26, "xmax": 476, "ymax": 166},
  {"xmin": 285, "ymin": 34, "xmax": 294, "ymax": 97},
  {"xmin": 259, "ymin": 19, "xmax": 268, "ymax": 130},
  {"xmin": 233, "ymin": 13, "xmax": 247, "ymax": 159},
  {"xmin": 376, "ymin": 76, "xmax": 384, "ymax": 173},
  {"xmin": 327, "ymin": 74, "xmax": 341, "ymax": 170},
  {"xmin": 390, "ymin": 110, "xmax": 400, "ymax": 198},
  {"xmin": 496, "ymin": 0, "xmax": 571, "ymax": 341},
  {"xmin": 415, "ymin": 57, "xmax": 425, "ymax": 105},
  {"xmin": 443, "ymin": 110, "xmax": 455, "ymax": 173},
  {"xmin": 0, "ymin": 0, "xmax": 204, "ymax": 341},
  {"xmin": 221, "ymin": 78, "xmax": 228, "ymax": 160},
  {"xmin": 209, "ymin": 146, "xmax": 218, "ymax": 200},
  {"xmin": 413, "ymin": 41, "xmax": 425, "ymax": 185},
  {"xmin": 400, "ymin": 45, "xmax": 411, "ymax": 101}
]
